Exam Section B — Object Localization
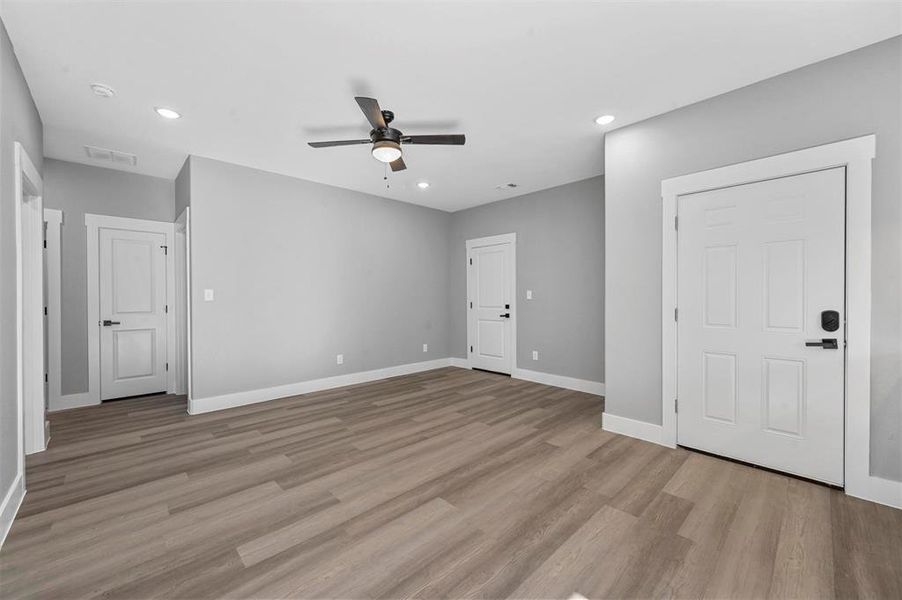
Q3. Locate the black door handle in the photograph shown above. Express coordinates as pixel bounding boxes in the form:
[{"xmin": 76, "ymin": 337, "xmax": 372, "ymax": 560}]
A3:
[
  {"xmin": 102, "ymin": 320, "xmax": 121, "ymax": 327},
  {"xmin": 499, "ymin": 313, "xmax": 510, "ymax": 319},
  {"xmin": 806, "ymin": 338, "xmax": 838, "ymax": 349}
]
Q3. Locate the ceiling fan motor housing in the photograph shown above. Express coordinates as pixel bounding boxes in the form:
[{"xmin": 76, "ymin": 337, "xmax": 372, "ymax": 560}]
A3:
[{"xmin": 371, "ymin": 127, "xmax": 402, "ymax": 144}]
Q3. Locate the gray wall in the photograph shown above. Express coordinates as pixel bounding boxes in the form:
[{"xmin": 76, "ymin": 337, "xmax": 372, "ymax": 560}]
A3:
[
  {"xmin": 43, "ymin": 159, "xmax": 175, "ymax": 395},
  {"xmin": 449, "ymin": 176, "xmax": 605, "ymax": 384},
  {"xmin": 188, "ymin": 156, "xmax": 451, "ymax": 400},
  {"xmin": 0, "ymin": 17, "xmax": 42, "ymax": 505},
  {"xmin": 605, "ymin": 36, "xmax": 901, "ymax": 481}
]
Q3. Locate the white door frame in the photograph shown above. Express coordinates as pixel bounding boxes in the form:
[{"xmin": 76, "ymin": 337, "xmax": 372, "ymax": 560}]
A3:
[
  {"xmin": 465, "ymin": 233, "xmax": 517, "ymax": 373},
  {"xmin": 85, "ymin": 213, "xmax": 177, "ymax": 404},
  {"xmin": 43, "ymin": 209, "xmax": 63, "ymax": 414},
  {"xmin": 174, "ymin": 207, "xmax": 191, "ymax": 398},
  {"xmin": 14, "ymin": 142, "xmax": 46, "ymax": 455},
  {"xmin": 661, "ymin": 135, "xmax": 899, "ymax": 509}
]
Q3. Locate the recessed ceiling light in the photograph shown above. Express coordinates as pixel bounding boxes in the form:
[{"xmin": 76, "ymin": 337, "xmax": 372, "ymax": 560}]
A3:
[
  {"xmin": 417, "ymin": 181, "xmax": 430, "ymax": 189},
  {"xmin": 90, "ymin": 83, "xmax": 115, "ymax": 98},
  {"xmin": 595, "ymin": 114, "xmax": 615, "ymax": 125},
  {"xmin": 155, "ymin": 107, "xmax": 181, "ymax": 120}
]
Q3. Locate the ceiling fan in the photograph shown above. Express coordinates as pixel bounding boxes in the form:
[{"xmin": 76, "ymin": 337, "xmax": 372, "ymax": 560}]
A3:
[{"xmin": 307, "ymin": 97, "xmax": 465, "ymax": 172}]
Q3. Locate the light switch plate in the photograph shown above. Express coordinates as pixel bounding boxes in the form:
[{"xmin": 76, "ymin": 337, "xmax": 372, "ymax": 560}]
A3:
[
  {"xmin": 532, "ymin": 350, "xmax": 539, "ymax": 361},
  {"xmin": 526, "ymin": 290, "xmax": 533, "ymax": 300},
  {"xmin": 336, "ymin": 354, "xmax": 344, "ymax": 365},
  {"xmin": 204, "ymin": 289, "xmax": 214, "ymax": 301},
  {"xmin": 422, "ymin": 343, "xmax": 428, "ymax": 353}
]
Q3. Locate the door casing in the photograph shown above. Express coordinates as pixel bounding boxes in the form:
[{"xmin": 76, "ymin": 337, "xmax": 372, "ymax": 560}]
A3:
[
  {"xmin": 466, "ymin": 233, "xmax": 517, "ymax": 375},
  {"xmin": 14, "ymin": 142, "xmax": 46, "ymax": 456},
  {"xmin": 660, "ymin": 135, "xmax": 902, "ymax": 510}
]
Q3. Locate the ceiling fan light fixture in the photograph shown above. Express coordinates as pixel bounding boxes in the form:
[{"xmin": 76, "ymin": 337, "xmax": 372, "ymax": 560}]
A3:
[
  {"xmin": 372, "ymin": 140, "xmax": 402, "ymax": 163},
  {"xmin": 595, "ymin": 114, "xmax": 615, "ymax": 125}
]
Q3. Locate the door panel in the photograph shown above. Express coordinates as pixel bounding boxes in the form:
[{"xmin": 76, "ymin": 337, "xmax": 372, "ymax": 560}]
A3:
[
  {"xmin": 100, "ymin": 228, "xmax": 167, "ymax": 400},
  {"xmin": 468, "ymin": 238, "xmax": 514, "ymax": 374},
  {"xmin": 677, "ymin": 168, "xmax": 845, "ymax": 484}
]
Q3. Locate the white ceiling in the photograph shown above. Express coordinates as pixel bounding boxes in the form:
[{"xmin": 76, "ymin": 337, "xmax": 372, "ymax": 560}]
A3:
[{"xmin": 2, "ymin": 1, "xmax": 899, "ymax": 212}]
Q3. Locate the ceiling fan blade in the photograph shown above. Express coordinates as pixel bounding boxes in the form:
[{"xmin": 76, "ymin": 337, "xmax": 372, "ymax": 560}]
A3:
[
  {"xmin": 390, "ymin": 157, "xmax": 407, "ymax": 172},
  {"xmin": 308, "ymin": 139, "xmax": 371, "ymax": 148},
  {"xmin": 401, "ymin": 134, "xmax": 466, "ymax": 145},
  {"xmin": 355, "ymin": 96, "xmax": 386, "ymax": 130}
]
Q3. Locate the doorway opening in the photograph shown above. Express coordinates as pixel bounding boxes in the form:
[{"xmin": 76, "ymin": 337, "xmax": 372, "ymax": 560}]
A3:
[{"xmin": 85, "ymin": 214, "xmax": 180, "ymax": 404}]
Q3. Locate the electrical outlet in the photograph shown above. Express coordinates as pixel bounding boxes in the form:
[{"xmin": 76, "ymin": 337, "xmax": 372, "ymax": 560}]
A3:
[
  {"xmin": 526, "ymin": 290, "xmax": 533, "ymax": 300},
  {"xmin": 204, "ymin": 289, "xmax": 214, "ymax": 301},
  {"xmin": 422, "ymin": 343, "xmax": 428, "ymax": 353},
  {"xmin": 532, "ymin": 350, "xmax": 539, "ymax": 361},
  {"xmin": 336, "ymin": 354, "xmax": 344, "ymax": 365}
]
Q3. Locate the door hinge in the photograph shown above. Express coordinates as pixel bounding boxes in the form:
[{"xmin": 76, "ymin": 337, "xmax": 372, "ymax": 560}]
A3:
[
  {"xmin": 160, "ymin": 245, "xmax": 168, "ymax": 255},
  {"xmin": 674, "ymin": 398, "xmax": 678, "ymax": 413},
  {"xmin": 674, "ymin": 216, "xmax": 679, "ymax": 230},
  {"xmin": 44, "ymin": 306, "xmax": 48, "ymax": 316},
  {"xmin": 45, "ymin": 373, "xmax": 48, "ymax": 383},
  {"xmin": 469, "ymin": 258, "xmax": 472, "ymax": 265},
  {"xmin": 165, "ymin": 304, "xmax": 169, "ymax": 314},
  {"xmin": 469, "ymin": 345, "xmax": 473, "ymax": 353},
  {"xmin": 674, "ymin": 307, "xmax": 678, "ymax": 321},
  {"xmin": 469, "ymin": 301, "xmax": 472, "ymax": 309},
  {"xmin": 43, "ymin": 240, "xmax": 47, "ymax": 249},
  {"xmin": 165, "ymin": 362, "xmax": 169, "ymax": 371}
]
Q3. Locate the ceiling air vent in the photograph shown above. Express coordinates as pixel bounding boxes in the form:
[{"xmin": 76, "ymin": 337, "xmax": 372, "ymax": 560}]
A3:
[
  {"xmin": 495, "ymin": 183, "xmax": 519, "ymax": 190},
  {"xmin": 83, "ymin": 145, "xmax": 138, "ymax": 167}
]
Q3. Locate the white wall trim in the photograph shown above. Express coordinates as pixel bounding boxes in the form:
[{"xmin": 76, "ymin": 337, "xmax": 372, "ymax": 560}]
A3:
[
  {"xmin": 43, "ymin": 209, "xmax": 63, "ymax": 414},
  {"xmin": 465, "ymin": 232, "xmax": 517, "ymax": 374},
  {"xmin": 657, "ymin": 135, "xmax": 899, "ymax": 508},
  {"xmin": 49, "ymin": 392, "xmax": 95, "ymax": 413},
  {"xmin": 602, "ymin": 412, "xmax": 664, "ymax": 446},
  {"xmin": 512, "ymin": 368, "xmax": 604, "ymax": 396},
  {"xmin": 15, "ymin": 142, "xmax": 46, "ymax": 456},
  {"xmin": 0, "ymin": 473, "xmax": 25, "ymax": 550},
  {"xmin": 174, "ymin": 208, "xmax": 190, "ymax": 397},
  {"xmin": 84, "ymin": 214, "xmax": 176, "ymax": 405},
  {"xmin": 189, "ymin": 358, "xmax": 455, "ymax": 415}
]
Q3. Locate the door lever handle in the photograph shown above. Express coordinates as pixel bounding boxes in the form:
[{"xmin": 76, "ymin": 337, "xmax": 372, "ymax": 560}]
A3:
[
  {"xmin": 499, "ymin": 313, "xmax": 510, "ymax": 319},
  {"xmin": 102, "ymin": 320, "xmax": 121, "ymax": 327},
  {"xmin": 805, "ymin": 338, "xmax": 838, "ymax": 349}
]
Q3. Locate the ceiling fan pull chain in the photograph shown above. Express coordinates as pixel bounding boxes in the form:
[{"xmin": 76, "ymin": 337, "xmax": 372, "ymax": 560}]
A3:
[{"xmin": 384, "ymin": 163, "xmax": 390, "ymax": 188}]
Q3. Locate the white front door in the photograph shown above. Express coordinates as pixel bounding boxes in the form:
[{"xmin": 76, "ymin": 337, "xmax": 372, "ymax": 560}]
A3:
[
  {"xmin": 677, "ymin": 167, "xmax": 845, "ymax": 484},
  {"xmin": 99, "ymin": 228, "xmax": 168, "ymax": 400},
  {"xmin": 467, "ymin": 234, "xmax": 515, "ymax": 374}
]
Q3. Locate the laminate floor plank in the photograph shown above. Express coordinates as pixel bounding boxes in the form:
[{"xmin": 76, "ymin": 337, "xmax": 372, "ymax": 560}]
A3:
[{"xmin": 1, "ymin": 367, "xmax": 898, "ymax": 599}]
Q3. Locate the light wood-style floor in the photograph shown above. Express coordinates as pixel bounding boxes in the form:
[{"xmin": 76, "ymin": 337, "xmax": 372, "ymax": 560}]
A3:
[{"xmin": 2, "ymin": 367, "xmax": 900, "ymax": 599}]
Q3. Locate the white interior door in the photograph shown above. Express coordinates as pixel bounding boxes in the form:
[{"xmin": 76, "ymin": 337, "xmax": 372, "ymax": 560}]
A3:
[
  {"xmin": 467, "ymin": 235, "xmax": 515, "ymax": 374},
  {"xmin": 677, "ymin": 167, "xmax": 845, "ymax": 484},
  {"xmin": 99, "ymin": 228, "xmax": 168, "ymax": 400}
]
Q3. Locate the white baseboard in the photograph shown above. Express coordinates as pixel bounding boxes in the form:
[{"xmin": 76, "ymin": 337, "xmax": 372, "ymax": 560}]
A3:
[
  {"xmin": 602, "ymin": 412, "xmax": 667, "ymax": 447},
  {"xmin": 49, "ymin": 392, "xmax": 97, "ymax": 413},
  {"xmin": 512, "ymin": 368, "xmax": 604, "ymax": 396},
  {"xmin": 846, "ymin": 472, "xmax": 902, "ymax": 510},
  {"xmin": 448, "ymin": 357, "xmax": 469, "ymax": 369},
  {"xmin": 189, "ymin": 358, "xmax": 455, "ymax": 415},
  {"xmin": 0, "ymin": 473, "xmax": 25, "ymax": 550}
]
